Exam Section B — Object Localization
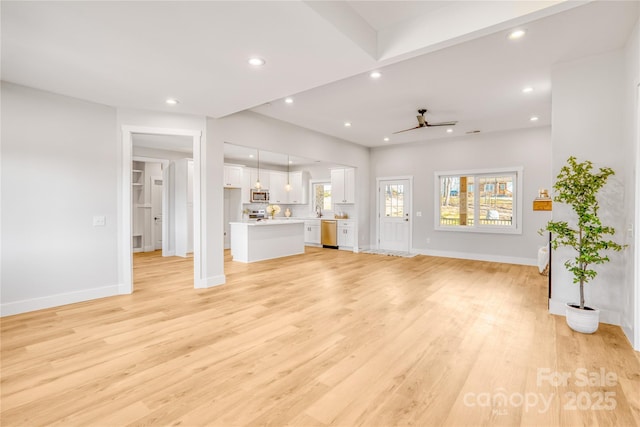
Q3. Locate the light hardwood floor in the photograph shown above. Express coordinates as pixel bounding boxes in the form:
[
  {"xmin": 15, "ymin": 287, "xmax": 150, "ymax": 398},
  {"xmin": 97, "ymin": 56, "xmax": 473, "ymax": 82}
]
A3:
[{"xmin": 1, "ymin": 248, "xmax": 639, "ymax": 426}]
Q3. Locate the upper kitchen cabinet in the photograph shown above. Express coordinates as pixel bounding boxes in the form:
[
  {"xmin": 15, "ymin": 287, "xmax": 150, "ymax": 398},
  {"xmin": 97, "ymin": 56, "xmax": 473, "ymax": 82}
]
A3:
[
  {"xmin": 269, "ymin": 171, "xmax": 288, "ymax": 204},
  {"xmin": 288, "ymin": 171, "xmax": 309, "ymax": 205},
  {"xmin": 249, "ymin": 167, "xmax": 270, "ymax": 191},
  {"xmin": 224, "ymin": 165, "xmax": 243, "ymax": 188},
  {"xmin": 331, "ymin": 168, "xmax": 355, "ymax": 204},
  {"xmin": 268, "ymin": 170, "xmax": 310, "ymax": 205}
]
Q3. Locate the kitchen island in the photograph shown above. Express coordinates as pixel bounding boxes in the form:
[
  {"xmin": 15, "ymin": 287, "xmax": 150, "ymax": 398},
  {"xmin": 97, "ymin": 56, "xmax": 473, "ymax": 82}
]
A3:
[{"xmin": 229, "ymin": 220, "xmax": 305, "ymax": 263}]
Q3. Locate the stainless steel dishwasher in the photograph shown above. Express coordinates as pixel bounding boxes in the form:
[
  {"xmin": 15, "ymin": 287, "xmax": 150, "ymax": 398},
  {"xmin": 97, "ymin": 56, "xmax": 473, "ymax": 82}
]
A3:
[{"xmin": 321, "ymin": 220, "xmax": 338, "ymax": 248}]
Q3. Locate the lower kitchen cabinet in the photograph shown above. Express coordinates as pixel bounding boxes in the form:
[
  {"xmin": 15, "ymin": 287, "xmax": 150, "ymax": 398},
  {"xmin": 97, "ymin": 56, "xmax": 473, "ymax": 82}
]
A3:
[
  {"xmin": 337, "ymin": 221, "xmax": 354, "ymax": 249},
  {"xmin": 304, "ymin": 220, "xmax": 321, "ymax": 245}
]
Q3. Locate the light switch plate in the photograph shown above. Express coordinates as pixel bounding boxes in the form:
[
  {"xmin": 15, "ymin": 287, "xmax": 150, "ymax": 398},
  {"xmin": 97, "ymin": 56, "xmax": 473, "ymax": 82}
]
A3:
[
  {"xmin": 93, "ymin": 215, "xmax": 106, "ymax": 227},
  {"xmin": 416, "ymin": 211, "xmax": 422, "ymax": 217}
]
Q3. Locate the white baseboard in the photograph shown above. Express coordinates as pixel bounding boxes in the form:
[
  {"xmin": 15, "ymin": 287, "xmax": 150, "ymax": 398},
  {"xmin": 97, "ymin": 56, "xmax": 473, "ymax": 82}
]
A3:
[
  {"xmin": 549, "ymin": 298, "xmax": 621, "ymax": 326},
  {"xmin": 412, "ymin": 248, "xmax": 537, "ymax": 266},
  {"xmin": 195, "ymin": 274, "xmax": 226, "ymax": 289},
  {"xmin": 144, "ymin": 246, "xmax": 155, "ymax": 252},
  {"xmin": 621, "ymin": 325, "xmax": 635, "ymax": 349},
  {"xmin": 162, "ymin": 250, "xmax": 176, "ymax": 257},
  {"xmin": 1, "ymin": 284, "xmax": 121, "ymax": 317}
]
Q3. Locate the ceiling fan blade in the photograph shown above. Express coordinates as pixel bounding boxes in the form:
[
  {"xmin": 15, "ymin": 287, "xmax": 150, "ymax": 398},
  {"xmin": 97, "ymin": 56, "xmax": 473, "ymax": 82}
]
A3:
[
  {"xmin": 392, "ymin": 125, "xmax": 422, "ymax": 134},
  {"xmin": 426, "ymin": 121, "xmax": 458, "ymax": 127}
]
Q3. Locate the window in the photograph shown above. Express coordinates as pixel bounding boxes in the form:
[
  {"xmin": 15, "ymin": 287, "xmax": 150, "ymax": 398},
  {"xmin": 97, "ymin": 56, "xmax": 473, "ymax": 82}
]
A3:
[
  {"xmin": 312, "ymin": 182, "xmax": 332, "ymax": 212},
  {"xmin": 434, "ymin": 167, "xmax": 522, "ymax": 234}
]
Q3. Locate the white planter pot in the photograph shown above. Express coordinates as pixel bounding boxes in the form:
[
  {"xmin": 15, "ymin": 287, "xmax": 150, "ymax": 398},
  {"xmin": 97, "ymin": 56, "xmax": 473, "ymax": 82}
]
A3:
[{"xmin": 565, "ymin": 303, "xmax": 600, "ymax": 334}]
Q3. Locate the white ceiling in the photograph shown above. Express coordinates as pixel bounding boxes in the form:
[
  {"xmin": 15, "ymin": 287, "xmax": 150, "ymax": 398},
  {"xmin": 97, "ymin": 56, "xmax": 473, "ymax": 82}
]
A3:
[{"xmin": 2, "ymin": 1, "xmax": 638, "ymax": 148}]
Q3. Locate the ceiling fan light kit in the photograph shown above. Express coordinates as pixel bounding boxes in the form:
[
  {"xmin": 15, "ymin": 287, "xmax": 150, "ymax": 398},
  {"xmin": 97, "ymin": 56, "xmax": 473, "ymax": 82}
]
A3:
[{"xmin": 392, "ymin": 108, "xmax": 458, "ymax": 134}]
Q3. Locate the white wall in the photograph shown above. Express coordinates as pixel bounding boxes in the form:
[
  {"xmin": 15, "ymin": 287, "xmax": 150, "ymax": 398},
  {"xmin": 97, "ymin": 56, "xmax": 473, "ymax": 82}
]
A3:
[
  {"xmin": 174, "ymin": 159, "xmax": 194, "ymax": 256},
  {"xmin": 623, "ymin": 19, "xmax": 639, "ymax": 348},
  {"xmin": 208, "ymin": 111, "xmax": 371, "ymax": 250},
  {"xmin": 550, "ymin": 48, "xmax": 630, "ymax": 327},
  {"xmin": 1, "ymin": 82, "xmax": 119, "ymax": 315},
  {"xmin": 370, "ymin": 126, "xmax": 552, "ymax": 264}
]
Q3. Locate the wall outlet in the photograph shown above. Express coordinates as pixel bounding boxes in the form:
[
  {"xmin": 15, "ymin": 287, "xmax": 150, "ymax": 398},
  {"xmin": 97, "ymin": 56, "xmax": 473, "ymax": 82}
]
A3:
[
  {"xmin": 416, "ymin": 211, "xmax": 422, "ymax": 217},
  {"xmin": 426, "ymin": 237, "xmax": 431, "ymax": 244},
  {"xmin": 93, "ymin": 215, "xmax": 106, "ymax": 227}
]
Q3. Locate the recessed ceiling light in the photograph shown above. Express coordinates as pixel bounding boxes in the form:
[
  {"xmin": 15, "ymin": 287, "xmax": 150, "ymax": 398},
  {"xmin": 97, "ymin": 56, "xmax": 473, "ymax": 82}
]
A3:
[
  {"xmin": 508, "ymin": 29, "xmax": 526, "ymax": 40},
  {"xmin": 248, "ymin": 57, "xmax": 266, "ymax": 66},
  {"xmin": 530, "ymin": 116, "xmax": 539, "ymax": 122},
  {"xmin": 284, "ymin": 97, "xmax": 294, "ymax": 104},
  {"xmin": 344, "ymin": 122, "xmax": 352, "ymax": 127},
  {"xmin": 288, "ymin": 160, "xmax": 293, "ymax": 164},
  {"xmin": 522, "ymin": 86, "xmax": 533, "ymax": 93},
  {"xmin": 383, "ymin": 137, "xmax": 390, "ymax": 142},
  {"xmin": 249, "ymin": 154, "xmax": 254, "ymax": 158},
  {"xmin": 446, "ymin": 128, "xmax": 453, "ymax": 133},
  {"xmin": 165, "ymin": 98, "xmax": 179, "ymax": 105},
  {"xmin": 370, "ymin": 71, "xmax": 382, "ymax": 79}
]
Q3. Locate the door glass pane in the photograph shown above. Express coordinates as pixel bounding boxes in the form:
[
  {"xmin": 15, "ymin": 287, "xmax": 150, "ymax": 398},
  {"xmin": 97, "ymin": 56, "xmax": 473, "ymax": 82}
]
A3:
[{"xmin": 384, "ymin": 184, "xmax": 404, "ymax": 217}]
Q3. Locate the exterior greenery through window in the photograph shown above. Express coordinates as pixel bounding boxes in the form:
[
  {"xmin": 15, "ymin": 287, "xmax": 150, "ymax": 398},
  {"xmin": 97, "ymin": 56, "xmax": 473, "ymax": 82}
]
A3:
[
  {"xmin": 313, "ymin": 182, "xmax": 332, "ymax": 212},
  {"xmin": 385, "ymin": 183, "xmax": 405, "ymax": 217},
  {"xmin": 435, "ymin": 167, "xmax": 522, "ymax": 234}
]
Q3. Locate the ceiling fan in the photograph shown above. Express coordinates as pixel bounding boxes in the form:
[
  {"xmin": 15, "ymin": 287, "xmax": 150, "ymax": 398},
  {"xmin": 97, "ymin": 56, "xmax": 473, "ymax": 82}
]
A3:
[{"xmin": 393, "ymin": 108, "xmax": 458, "ymax": 134}]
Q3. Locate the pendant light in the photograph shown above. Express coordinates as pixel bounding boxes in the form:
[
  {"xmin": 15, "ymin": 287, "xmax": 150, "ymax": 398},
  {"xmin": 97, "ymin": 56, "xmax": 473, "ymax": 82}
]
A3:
[
  {"xmin": 285, "ymin": 155, "xmax": 291, "ymax": 192},
  {"xmin": 255, "ymin": 149, "xmax": 262, "ymax": 189}
]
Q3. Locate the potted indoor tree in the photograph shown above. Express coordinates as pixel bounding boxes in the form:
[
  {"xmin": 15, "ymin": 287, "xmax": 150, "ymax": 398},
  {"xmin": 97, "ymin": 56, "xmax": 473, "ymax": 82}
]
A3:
[{"xmin": 543, "ymin": 156, "xmax": 625, "ymax": 334}]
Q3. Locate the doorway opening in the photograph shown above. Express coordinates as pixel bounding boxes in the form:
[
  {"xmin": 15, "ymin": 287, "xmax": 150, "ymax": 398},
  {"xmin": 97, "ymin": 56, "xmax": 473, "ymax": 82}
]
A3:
[
  {"xmin": 120, "ymin": 126, "xmax": 202, "ymax": 294},
  {"xmin": 131, "ymin": 158, "xmax": 170, "ymax": 255}
]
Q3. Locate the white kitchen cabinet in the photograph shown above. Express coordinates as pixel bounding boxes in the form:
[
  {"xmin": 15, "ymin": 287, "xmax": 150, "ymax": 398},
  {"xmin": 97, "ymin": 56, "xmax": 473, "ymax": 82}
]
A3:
[
  {"xmin": 241, "ymin": 168, "xmax": 252, "ymax": 204},
  {"xmin": 331, "ymin": 168, "xmax": 355, "ymax": 205},
  {"xmin": 337, "ymin": 220, "xmax": 354, "ymax": 249},
  {"xmin": 224, "ymin": 165, "xmax": 243, "ymax": 188},
  {"xmin": 242, "ymin": 167, "xmax": 270, "ymax": 204},
  {"xmin": 243, "ymin": 168, "xmax": 269, "ymax": 190},
  {"xmin": 304, "ymin": 220, "xmax": 321, "ymax": 245},
  {"xmin": 288, "ymin": 171, "xmax": 309, "ymax": 204},
  {"xmin": 269, "ymin": 171, "xmax": 288, "ymax": 204},
  {"xmin": 249, "ymin": 167, "xmax": 270, "ymax": 191}
]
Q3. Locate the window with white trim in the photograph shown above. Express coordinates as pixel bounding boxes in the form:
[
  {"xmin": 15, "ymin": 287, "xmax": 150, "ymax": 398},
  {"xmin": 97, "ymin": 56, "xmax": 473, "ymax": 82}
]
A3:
[
  {"xmin": 434, "ymin": 167, "xmax": 523, "ymax": 234},
  {"xmin": 312, "ymin": 181, "xmax": 332, "ymax": 212}
]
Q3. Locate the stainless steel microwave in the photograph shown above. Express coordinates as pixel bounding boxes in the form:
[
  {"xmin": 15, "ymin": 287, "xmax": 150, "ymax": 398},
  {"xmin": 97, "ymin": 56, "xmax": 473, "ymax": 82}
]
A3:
[{"xmin": 250, "ymin": 189, "xmax": 269, "ymax": 203}]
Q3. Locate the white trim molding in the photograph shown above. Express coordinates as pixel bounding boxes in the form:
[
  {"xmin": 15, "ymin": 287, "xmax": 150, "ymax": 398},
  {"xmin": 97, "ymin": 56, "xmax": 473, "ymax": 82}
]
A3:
[
  {"xmin": 1, "ymin": 285, "xmax": 121, "ymax": 317},
  {"xmin": 196, "ymin": 275, "xmax": 226, "ymax": 289},
  {"xmin": 549, "ymin": 298, "xmax": 621, "ymax": 326},
  {"xmin": 413, "ymin": 247, "xmax": 536, "ymax": 266}
]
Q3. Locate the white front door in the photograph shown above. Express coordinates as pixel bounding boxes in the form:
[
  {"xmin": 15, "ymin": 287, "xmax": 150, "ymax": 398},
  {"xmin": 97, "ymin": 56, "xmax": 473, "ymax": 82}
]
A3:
[
  {"xmin": 151, "ymin": 176, "xmax": 163, "ymax": 250},
  {"xmin": 378, "ymin": 178, "xmax": 411, "ymax": 252}
]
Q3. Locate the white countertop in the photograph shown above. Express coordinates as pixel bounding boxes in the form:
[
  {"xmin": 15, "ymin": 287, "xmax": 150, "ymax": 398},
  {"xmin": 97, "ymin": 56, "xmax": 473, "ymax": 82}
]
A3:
[
  {"xmin": 296, "ymin": 217, "xmax": 353, "ymax": 221},
  {"xmin": 230, "ymin": 219, "xmax": 305, "ymax": 226},
  {"xmin": 232, "ymin": 217, "xmax": 353, "ymax": 225}
]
